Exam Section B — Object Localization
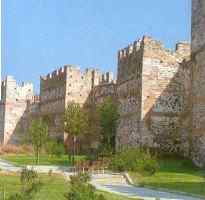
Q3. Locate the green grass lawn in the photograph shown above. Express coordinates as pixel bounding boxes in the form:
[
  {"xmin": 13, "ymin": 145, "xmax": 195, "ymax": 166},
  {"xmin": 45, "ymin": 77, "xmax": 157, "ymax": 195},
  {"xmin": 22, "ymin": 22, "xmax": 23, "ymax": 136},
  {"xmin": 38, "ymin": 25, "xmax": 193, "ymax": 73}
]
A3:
[
  {"xmin": 0, "ymin": 174, "xmax": 133, "ymax": 200},
  {"xmin": 0, "ymin": 154, "xmax": 86, "ymax": 166},
  {"xmin": 129, "ymin": 157, "xmax": 205, "ymax": 197},
  {"xmin": 98, "ymin": 191, "xmax": 134, "ymax": 200}
]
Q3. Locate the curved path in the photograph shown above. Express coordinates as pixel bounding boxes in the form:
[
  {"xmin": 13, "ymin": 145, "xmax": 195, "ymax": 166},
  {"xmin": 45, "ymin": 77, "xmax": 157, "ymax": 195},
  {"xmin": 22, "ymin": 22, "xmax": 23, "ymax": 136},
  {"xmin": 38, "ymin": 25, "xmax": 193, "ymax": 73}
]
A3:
[
  {"xmin": 91, "ymin": 174, "xmax": 204, "ymax": 200},
  {"xmin": 92, "ymin": 181, "xmax": 203, "ymax": 200},
  {"xmin": 0, "ymin": 159, "xmax": 204, "ymax": 200}
]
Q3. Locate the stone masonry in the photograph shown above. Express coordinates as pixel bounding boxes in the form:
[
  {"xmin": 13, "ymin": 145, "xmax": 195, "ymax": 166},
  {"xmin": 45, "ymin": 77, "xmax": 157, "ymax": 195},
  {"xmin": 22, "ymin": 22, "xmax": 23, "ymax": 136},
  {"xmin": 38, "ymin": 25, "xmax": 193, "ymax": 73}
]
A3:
[
  {"xmin": 116, "ymin": 36, "xmax": 192, "ymax": 157},
  {"xmin": 191, "ymin": 0, "xmax": 205, "ymax": 167},
  {"xmin": 0, "ymin": 76, "xmax": 35, "ymax": 144},
  {"xmin": 40, "ymin": 65, "xmax": 115, "ymax": 141},
  {"xmin": 0, "ymin": 0, "xmax": 204, "ymax": 167}
]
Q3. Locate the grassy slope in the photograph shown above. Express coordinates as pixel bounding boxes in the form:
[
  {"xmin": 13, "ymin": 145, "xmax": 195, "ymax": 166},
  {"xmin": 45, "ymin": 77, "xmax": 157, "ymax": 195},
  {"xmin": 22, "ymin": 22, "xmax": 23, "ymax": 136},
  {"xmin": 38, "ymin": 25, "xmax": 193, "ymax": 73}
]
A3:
[
  {"xmin": 0, "ymin": 174, "xmax": 132, "ymax": 200},
  {"xmin": 0, "ymin": 154, "xmax": 86, "ymax": 166},
  {"xmin": 130, "ymin": 157, "xmax": 205, "ymax": 197}
]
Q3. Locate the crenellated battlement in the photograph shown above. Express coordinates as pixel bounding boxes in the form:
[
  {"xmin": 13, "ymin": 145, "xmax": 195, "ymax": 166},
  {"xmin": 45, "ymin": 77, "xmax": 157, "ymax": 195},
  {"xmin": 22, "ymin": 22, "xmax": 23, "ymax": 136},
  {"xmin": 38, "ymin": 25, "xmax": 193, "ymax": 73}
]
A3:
[
  {"xmin": 1, "ymin": 76, "xmax": 34, "ymax": 100},
  {"xmin": 41, "ymin": 64, "xmax": 115, "ymax": 88},
  {"xmin": 118, "ymin": 36, "xmax": 191, "ymax": 61},
  {"xmin": 117, "ymin": 35, "xmax": 191, "ymax": 84},
  {"xmin": 142, "ymin": 36, "xmax": 191, "ymax": 61},
  {"xmin": 100, "ymin": 72, "xmax": 114, "ymax": 84},
  {"xmin": 41, "ymin": 66, "xmax": 68, "ymax": 81},
  {"xmin": 118, "ymin": 39, "xmax": 142, "ymax": 61}
]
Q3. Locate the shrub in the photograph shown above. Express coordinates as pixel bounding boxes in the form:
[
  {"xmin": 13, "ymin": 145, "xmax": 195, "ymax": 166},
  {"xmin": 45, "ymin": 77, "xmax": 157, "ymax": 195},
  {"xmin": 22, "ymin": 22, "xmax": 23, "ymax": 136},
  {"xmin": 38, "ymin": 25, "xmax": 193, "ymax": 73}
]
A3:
[
  {"xmin": 6, "ymin": 168, "xmax": 42, "ymax": 200},
  {"xmin": 65, "ymin": 173, "xmax": 105, "ymax": 200},
  {"xmin": 54, "ymin": 142, "xmax": 65, "ymax": 157},
  {"xmin": 77, "ymin": 172, "xmax": 91, "ymax": 183},
  {"xmin": 45, "ymin": 139, "xmax": 65, "ymax": 157},
  {"xmin": 136, "ymin": 151, "xmax": 159, "ymax": 175},
  {"xmin": 109, "ymin": 148, "xmax": 159, "ymax": 175}
]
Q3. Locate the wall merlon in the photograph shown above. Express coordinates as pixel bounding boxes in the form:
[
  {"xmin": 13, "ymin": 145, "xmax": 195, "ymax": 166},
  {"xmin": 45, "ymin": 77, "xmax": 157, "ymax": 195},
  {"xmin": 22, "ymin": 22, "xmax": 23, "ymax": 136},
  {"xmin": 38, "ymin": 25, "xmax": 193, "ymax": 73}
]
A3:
[
  {"xmin": 59, "ymin": 67, "xmax": 64, "ymax": 73},
  {"xmin": 21, "ymin": 82, "xmax": 33, "ymax": 87},
  {"xmin": 52, "ymin": 70, "xmax": 57, "ymax": 77},
  {"xmin": 128, "ymin": 44, "xmax": 134, "ymax": 54},
  {"xmin": 134, "ymin": 39, "xmax": 142, "ymax": 50},
  {"xmin": 100, "ymin": 72, "xmax": 114, "ymax": 84},
  {"xmin": 2, "ymin": 80, "xmax": 6, "ymax": 87},
  {"xmin": 47, "ymin": 73, "xmax": 52, "ymax": 79},
  {"xmin": 175, "ymin": 42, "xmax": 191, "ymax": 57}
]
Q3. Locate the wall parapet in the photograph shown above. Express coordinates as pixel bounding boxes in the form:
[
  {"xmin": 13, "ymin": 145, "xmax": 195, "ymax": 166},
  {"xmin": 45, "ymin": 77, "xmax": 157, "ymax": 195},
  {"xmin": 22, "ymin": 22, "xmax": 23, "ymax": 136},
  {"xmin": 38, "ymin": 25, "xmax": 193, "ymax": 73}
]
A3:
[{"xmin": 118, "ymin": 39, "xmax": 142, "ymax": 61}]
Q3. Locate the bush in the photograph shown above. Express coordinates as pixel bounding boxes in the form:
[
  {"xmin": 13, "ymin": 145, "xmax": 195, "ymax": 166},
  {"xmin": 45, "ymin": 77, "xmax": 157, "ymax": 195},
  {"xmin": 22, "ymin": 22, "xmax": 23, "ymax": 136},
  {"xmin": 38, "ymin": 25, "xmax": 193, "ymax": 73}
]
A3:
[
  {"xmin": 6, "ymin": 168, "xmax": 42, "ymax": 200},
  {"xmin": 109, "ymin": 148, "xmax": 159, "ymax": 175},
  {"xmin": 45, "ymin": 139, "xmax": 65, "ymax": 157},
  {"xmin": 77, "ymin": 172, "xmax": 91, "ymax": 183},
  {"xmin": 65, "ymin": 173, "xmax": 105, "ymax": 200}
]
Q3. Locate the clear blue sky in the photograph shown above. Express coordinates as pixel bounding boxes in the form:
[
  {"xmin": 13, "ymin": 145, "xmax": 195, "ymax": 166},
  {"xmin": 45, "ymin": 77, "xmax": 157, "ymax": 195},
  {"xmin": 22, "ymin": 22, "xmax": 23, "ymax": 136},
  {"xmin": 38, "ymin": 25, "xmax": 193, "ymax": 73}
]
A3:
[{"xmin": 2, "ymin": 0, "xmax": 191, "ymax": 93}]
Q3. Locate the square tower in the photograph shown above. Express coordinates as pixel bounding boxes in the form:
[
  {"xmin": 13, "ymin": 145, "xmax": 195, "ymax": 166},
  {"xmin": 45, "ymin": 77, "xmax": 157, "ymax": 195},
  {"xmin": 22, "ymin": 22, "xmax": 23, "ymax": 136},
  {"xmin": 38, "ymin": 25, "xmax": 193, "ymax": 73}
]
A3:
[{"xmin": 191, "ymin": 0, "xmax": 205, "ymax": 167}]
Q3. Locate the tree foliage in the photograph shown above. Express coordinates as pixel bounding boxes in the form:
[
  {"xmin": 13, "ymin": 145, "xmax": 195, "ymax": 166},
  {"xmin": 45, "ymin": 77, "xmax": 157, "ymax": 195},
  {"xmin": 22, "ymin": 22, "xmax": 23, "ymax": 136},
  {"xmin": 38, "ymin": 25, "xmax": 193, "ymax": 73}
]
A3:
[
  {"xmin": 45, "ymin": 138, "xmax": 65, "ymax": 157},
  {"xmin": 64, "ymin": 103, "xmax": 88, "ymax": 137},
  {"xmin": 64, "ymin": 102, "xmax": 88, "ymax": 164},
  {"xmin": 81, "ymin": 105, "xmax": 101, "ymax": 151},
  {"xmin": 7, "ymin": 168, "xmax": 42, "ymax": 200},
  {"xmin": 28, "ymin": 119, "xmax": 48, "ymax": 164},
  {"xmin": 65, "ymin": 173, "xmax": 105, "ymax": 200},
  {"xmin": 109, "ymin": 148, "xmax": 159, "ymax": 175},
  {"xmin": 97, "ymin": 97, "xmax": 119, "ymax": 153}
]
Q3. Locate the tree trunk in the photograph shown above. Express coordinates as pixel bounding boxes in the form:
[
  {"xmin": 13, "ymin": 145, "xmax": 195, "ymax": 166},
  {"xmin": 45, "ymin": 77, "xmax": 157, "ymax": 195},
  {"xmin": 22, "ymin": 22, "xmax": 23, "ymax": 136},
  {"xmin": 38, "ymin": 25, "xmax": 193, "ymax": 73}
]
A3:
[
  {"xmin": 36, "ymin": 149, "xmax": 40, "ymax": 165},
  {"xmin": 73, "ymin": 136, "xmax": 76, "ymax": 166},
  {"xmin": 68, "ymin": 150, "xmax": 72, "ymax": 164}
]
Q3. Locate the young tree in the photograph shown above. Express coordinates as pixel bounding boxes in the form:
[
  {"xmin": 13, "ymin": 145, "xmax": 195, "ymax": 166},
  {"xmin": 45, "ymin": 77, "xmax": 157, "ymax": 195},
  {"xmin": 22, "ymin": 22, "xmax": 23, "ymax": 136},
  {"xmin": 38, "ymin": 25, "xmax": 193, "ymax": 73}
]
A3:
[
  {"xmin": 65, "ymin": 173, "xmax": 106, "ymax": 200},
  {"xmin": 7, "ymin": 168, "xmax": 42, "ymax": 200},
  {"xmin": 84, "ymin": 105, "xmax": 101, "ymax": 148},
  {"xmin": 64, "ymin": 102, "xmax": 88, "ymax": 165},
  {"xmin": 98, "ymin": 97, "xmax": 119, "ymax": 154},
  {"xmin": 28, "ymin": 119, "xmax": 48, "ymax": 164}
]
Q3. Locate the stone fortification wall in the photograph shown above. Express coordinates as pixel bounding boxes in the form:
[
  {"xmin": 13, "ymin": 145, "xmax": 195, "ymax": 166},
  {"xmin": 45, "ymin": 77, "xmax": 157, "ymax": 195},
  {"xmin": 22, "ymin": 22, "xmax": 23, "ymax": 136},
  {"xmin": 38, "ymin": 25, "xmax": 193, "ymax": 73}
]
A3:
[
  {"xmin": 141, "ymin": 36, "xmax": 191, "ymax": 153},
  {"xmin": 0, "ymin": 76, "xmax": 34, "ymax": 144},
  {"xmin": 116, "ymin": 36, "xmax": 192, "ymax": 155},
  {"xmin": 116, "ymin": 39, "xmax": 143, "ymax": 147},
  {"xmin": 191, "ymin": 0, "xmax": 205, "ymax": 167},
  {"xmin": 40, "ymin": 65, "xmax": 115, "ymax": 140}
]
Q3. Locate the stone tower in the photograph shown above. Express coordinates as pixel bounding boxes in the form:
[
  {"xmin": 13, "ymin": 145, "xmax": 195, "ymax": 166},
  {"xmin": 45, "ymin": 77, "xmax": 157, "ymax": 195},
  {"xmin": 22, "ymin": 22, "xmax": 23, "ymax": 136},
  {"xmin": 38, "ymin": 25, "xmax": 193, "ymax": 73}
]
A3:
[
  {"xmin": 0, "ymin": 76, "xmax": 34, "ymax": 144},
  {"xmin": 191, "ymin": 0, "xmax": 205, "ymax": 166}
]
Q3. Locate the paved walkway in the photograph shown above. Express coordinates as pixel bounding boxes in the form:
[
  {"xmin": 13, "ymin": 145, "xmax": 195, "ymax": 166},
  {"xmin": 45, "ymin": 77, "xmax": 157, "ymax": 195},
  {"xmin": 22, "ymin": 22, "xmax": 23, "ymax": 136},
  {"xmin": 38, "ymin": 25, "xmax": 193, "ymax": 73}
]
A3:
[
  {"xmin": 0, "ymin": 159, "xmax": 74, "ymax": 173},
  {"xmin": 91, "ymin": 174, "xmax": 204, "ymax": 200},
  {"xmin": 93, "ymin": 182, "xmax": 203, "ymax": 200},
  {"xmin": 0, "ymin": 159, "xmax": 21, "ymax": 172},
  {"xmin": 0, "ymin": 159, "xmax": 204, "ymax": 200}
]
